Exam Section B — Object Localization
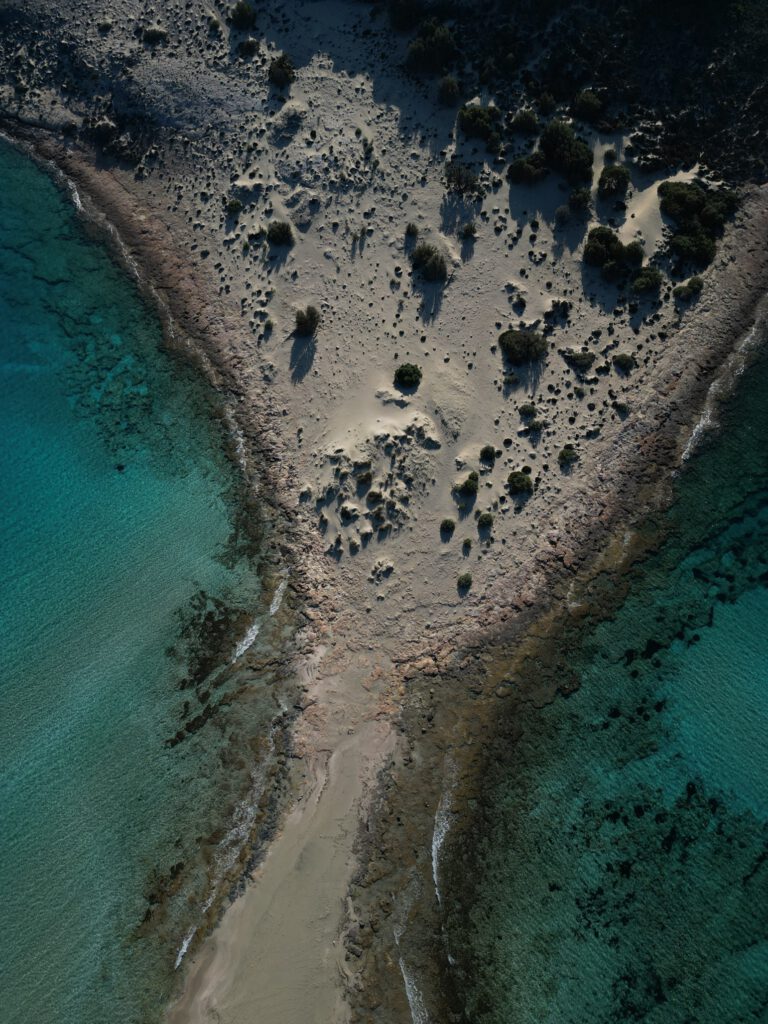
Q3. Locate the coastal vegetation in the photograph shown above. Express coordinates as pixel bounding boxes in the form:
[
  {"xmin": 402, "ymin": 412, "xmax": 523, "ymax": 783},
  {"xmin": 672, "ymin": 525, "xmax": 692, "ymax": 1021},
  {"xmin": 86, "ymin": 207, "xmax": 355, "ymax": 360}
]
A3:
[
  {"xmin": 507, "ymin": 470, "xmax": 533, "ymax": 495},
  {"xmin": 393, "ymin": 363, "xmax": 422, "ymax": 389},
  {"xmin": 498, "ymin": 329, "xmax": 547, "ymax": 364},
  {"xmin": 268, "ymin": 53, "xmax": 296, "ymax": 88},
  {"xmin": 457, "ymin": 104, "xmax": 502, "ymax": 151},
  {"xmin": 410, "ymin": 241, "xmax": 448, "ymax": 281},
  {"xmin": 267, "ymin": 220, "xmax": 293, "ymax": 246},
  {"xmin": 597, "ymin": 164, "xmax": 630, "ymax": 198},
  {"xmin": 659, "ymin": 181, "xmax": 738, "ymax": 267},
  {"xmin": 295, "ymin": 305, "xmax": 320, "ymax": 336}
]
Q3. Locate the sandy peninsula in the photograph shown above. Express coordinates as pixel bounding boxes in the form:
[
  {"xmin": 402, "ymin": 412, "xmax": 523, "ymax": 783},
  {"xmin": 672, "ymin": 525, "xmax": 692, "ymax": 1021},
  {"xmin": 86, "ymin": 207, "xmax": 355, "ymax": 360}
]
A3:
[{"xmin": 2, "ymin": 1, "xmax": 768, "ymax": 1022}]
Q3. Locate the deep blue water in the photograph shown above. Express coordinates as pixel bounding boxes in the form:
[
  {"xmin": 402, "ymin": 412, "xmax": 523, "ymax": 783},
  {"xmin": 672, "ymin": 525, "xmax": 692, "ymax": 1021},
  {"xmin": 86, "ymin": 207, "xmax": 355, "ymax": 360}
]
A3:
[
  {"xmin": 446, "ymin": 324, "xmax": 768, "ymax": 1021},
  {"xmin": 0, "ymin": 139, "xmax": 283, "ymax": 1023}
]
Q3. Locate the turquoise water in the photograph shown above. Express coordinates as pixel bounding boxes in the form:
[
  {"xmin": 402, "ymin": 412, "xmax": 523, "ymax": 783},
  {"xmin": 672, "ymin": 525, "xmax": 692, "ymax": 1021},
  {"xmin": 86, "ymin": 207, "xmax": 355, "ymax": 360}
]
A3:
[
  {"xmin": 445, "ymin": 330, "xmax": 768, "ymax": 1020},
  {"xmin": 0, "ymin": 139, "xmax": 283, "ymax": 1022}
]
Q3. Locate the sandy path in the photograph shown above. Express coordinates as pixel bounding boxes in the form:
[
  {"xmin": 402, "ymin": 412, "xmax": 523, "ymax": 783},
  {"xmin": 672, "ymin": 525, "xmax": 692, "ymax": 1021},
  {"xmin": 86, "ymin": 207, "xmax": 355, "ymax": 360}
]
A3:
[{"xmin": 168, "ymin": 653, "xmax": 395, "ymax": 1024}]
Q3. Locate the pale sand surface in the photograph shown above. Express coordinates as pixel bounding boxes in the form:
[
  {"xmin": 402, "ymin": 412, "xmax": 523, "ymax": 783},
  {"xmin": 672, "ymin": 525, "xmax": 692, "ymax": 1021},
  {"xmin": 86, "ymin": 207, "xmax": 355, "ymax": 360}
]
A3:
[{"xmin": 2, "ymin": 2, "xmax": 768, "ymax": 1022}]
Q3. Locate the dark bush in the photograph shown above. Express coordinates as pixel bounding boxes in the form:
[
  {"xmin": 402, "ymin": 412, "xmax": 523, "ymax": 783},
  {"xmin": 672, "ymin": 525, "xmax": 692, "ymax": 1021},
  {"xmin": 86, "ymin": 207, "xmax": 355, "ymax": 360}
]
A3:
[
  {"xmin": 457, "ymin": 471, "xmax": 479, "ymax": 497},
  {"xmin": 507, "ymin": 470, "xmax": 533, "ymax": 495},
  {"xmin": 445, "ymin": 161, "xmax": 479, "ymax": 193},
  {"xmin": 457, "ymin": 104, "xmax": 502, "ymax": 150},
  {"xmin": 143, "ymin": 25, "xmax": 169, "ymax": 44},
  {"xmin": 612, "ymin": 352, "xmax": 636, "ymax": 373},
  {"xmin": 518, "ymin": 402, "xmax": 536, "ymax": 418},
  {"xmin": 507, "ymin": 151, "xmax": 548, "ymax": 185},
  {"xmin": 573, "ymin": 89, "xmax": 602, "ymax": 122},
  {"xmin": 480, "ymin": 444, "xmax": 496, "ymax": 462},
  {"xmin": 658, "ymin": 180, "xmax": 738, "ymax": 267},
  {"xmin": 440, "ymin": 518, "xmax": 456, "ymax": 535},
  {"xmin": 632, "ymin": 266, "xmax": 663, "ymax": 293},
  {"xmin": 239, "ymin": 38, "xmax": 258, "ymax": 57},
  {"xmin": 623, "ymin": 240, "xmax": 645, "ymax": 266},
  {"xmin": 477, "ymin": 512, "xmax": 494, "ymax": 529},
  {"xmin": 225, "ymin": 197, "xmax": 243, "ymax": 217},
  {"xmin": 457, "ymin": 572, "xmax": 472, "ymax": 591},
  {"xmin": 539, "ymin": 120, "xmax": 593, "ymax": 183},
  {"xmin": 568, "ymin": 187, "xmax": 592, "ymax": 212},
  {"xmin": 598, "ymin": 164, "xmax": 631, "ymax": 197},
  {"xmin": 405, "ymin": 221, "xmax": 419, "ymax": 238},
  {"xmin": 498, "ymin": 329, "xmax": 547, "ymax": 364},
  {"xmin": 295, "ymin": 306, "xmax": 320, "ymax": 336},
  {"xmin": 561, "ymin": 348, "xmax": 596, "ymax": 373},
  {"xmin": 558, "ymin": 444, "xmax": 579, "ymax": 467},
  {"xmin": 673, "ymin": 275, "xmax": 704, "ymax": 301},
  {"xmin": 583, "ymin": 226, "xmax": 624, "ymax": 267},
  {"xmin": 394, "ymin": 363, "xmax": 423, "ymax": 389},
  {"xmin": 267, "ymin": 220, "xmax": 293, "ymax": 246},
  {"xmin": 230, "ymin": 0, "xmax": 256, "ymax": 30},
  {"xmin": 268, "ymin": 53, "xmax": 296, "ymax": 88},
  {"xmin": 406, "ymin": 19, "xmax": 457, "ymax": 74},
  {"xmin": 460, "ymin": 221, "xmax": 477, "ymax": 240},
  {"xmin": 438, "ymin": 75, "xmax": 460, "ymax": 105},
  {"xmin": 511, "ymin": 108, "xmax": 539, "ymax": 134},
  {"xmin": 411, "ymin": 242, "xmax": 448, "ymax": 282}
]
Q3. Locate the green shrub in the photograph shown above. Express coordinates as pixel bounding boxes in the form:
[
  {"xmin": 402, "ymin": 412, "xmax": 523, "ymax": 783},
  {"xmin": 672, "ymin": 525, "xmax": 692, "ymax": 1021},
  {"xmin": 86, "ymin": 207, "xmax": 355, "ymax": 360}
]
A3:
[
  {"xmin": 511, "ymin": 108, "xmax": 539, "ymax": 134},
  {"xmin": 573, "ymin": 89, "xmax": 602, "ymax": 122},
  {"xmin": 267, "ymin": 220, "xmax": 293, "ymax": 246},
  {"xmin": 225, "ymin": 197, "xmax": 243, "ymax": 217},
  {"xmin": 598, "ymin": 164, "xmax": 630, "ymax": 198},
  {"xmin": 457, "ymin": 572, "xmax": 473, "ymax": 591},
  {"xmin": 561, "ymin": 348, "xmax": 596, "ymax": 373},
  {"xmin": 295, "ymin": 306, "xmax": 320, "ymax": 336},
  {"xmin": 438, "ymin": 75, "xmax": 460, "ymax": 105},
  {"xmin": 405, "ymin": 222, "xmax": 419, "ymax": 238},
  {"xmin": 477, "ymin": 512, "xmax": 494, "ymax": 529},
  {"xmin": 583, "ymin": 225, "xmax": 624, "ymax": 267},
  {"xmin": 568, "ymin": 187, "xmax": 591, "ymax": 212},
  {"xmin": 457, "ymin": 104, "xmax": 502, "ymax": 150},
  {"xmin": 457, "ymin": 471, "xmax": 479, "ymax": 497},
  {"xmin": 143, "ymin": 25, "xmax": 169, "ymax": 44},
  {"xmin": 498, "ymin": 329, "xmax": 547, "ymax": 364},
  {"xmin": 230, "ymin": 0, "xmax": 256, "ymax": 30},
  {"xmin": 658, "ymin": 180, "xmax": 738, "ymax": 267},
  {"xmin": 673, "ymin": 276, "xmax": 704, "ymax": 301},
  {"xmin": 445, "ymin": 161, "xmax": 479, "ymax": 193},
  {"xmin": 612, "ymin": 352, "xmax": 636, "ymax": 373},
  {"xmin": 632, "ymin": 266, "xmax": 663, "ymax": 293},
  {"xmin": 480, "ymin": 444, "xmax": 496, "ymax": 462},
  {"xmin": 268, "ymin": 53, "xmax": 296, "ymax": 87},
  {"xmin": 462, "ymin": 538, "xmax": 472, "ymax": 553},
  {"xmin": 539, "ymin": 120, "xmax": 593, "ymax": 183},
  {"xmin": 406, "ymin": 20, "xmax": 457, "ymax": 74},
  {"xmin": 623, "ymin": 240, "xmax": 645, "ymax": 266},
  {"xmin": 411, "ymin": 242, "xmax": 448, "ymax": 281},
  {"xmin": 394, "ymin": 363, "xmax": 423, "ymax": 389},
  {"xmin": 507, "ymin": 470, "xmax": 533, "ymax": 495},
  {"xmin": 537, "ymin": 92, "xmax": 556, "ymax": 115},
  {"xmin": 460, "ymin": 221, "xmax": 477, "ymax": 240},
  {"xmin": 440, "ymin": 517, "xmax": 456, "ymax": 534},
  {"xmin": 507, "ymin": 151, "xmax": 548, "ymax": 185},
  {"xmin": 558, "ymin": 444, "xmax": 579, "ymax": 467},
  {"xmin": 519, "ymin": 402, "xmax": 536, "ymax": 418}
]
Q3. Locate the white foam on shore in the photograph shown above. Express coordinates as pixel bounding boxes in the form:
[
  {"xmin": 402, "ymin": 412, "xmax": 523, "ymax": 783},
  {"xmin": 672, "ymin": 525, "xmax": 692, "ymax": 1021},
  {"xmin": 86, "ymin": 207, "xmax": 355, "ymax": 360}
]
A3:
[
  {"xmin": 399, "ymin": 958, "xmax": 430, "ymax": 1024},
  {"xmin": 270, "ymin": 576, "xmax": 288, "ymax": 616},
  {"xmin": 174, "ymin": 927, "xmax": 196, "ymax": 970},
  {"xmin": 232, "ymin": 619, "xmax": 260, "ymax": 662},
  {"xmin": 431, "ymin": 756, "xmax": 457, "ymax": 905}
]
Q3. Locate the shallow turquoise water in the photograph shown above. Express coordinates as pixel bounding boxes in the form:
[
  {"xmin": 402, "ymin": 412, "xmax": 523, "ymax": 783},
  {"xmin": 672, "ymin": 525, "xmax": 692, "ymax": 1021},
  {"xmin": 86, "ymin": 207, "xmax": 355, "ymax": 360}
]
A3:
[
  {"xmin": 446, "ymin": 330, "xmax": 768, "ymax": 1021},
  {"xmin": 0, "ymin": 139, "xmax": 281, "ymax": 1022}
]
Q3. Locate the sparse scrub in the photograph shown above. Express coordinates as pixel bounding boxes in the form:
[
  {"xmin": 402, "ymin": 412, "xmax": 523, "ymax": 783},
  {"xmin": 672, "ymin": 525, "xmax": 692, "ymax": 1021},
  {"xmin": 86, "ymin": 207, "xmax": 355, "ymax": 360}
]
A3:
[
  {"xmin": 558, "ymin": 444, "xmax": 579, "ymax": 467},
  {"xmin": 295, "ymin": 305, "xmax": 320, "ymax": 336},
  {"xmin": 561, "ymin": 348, "xmax": 596, "ymax": 373}
]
